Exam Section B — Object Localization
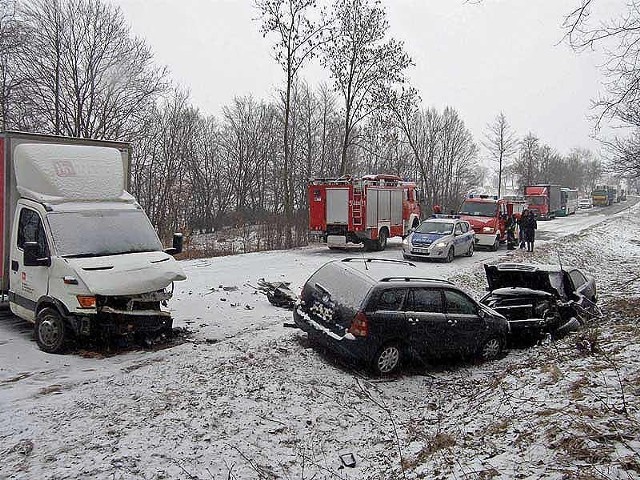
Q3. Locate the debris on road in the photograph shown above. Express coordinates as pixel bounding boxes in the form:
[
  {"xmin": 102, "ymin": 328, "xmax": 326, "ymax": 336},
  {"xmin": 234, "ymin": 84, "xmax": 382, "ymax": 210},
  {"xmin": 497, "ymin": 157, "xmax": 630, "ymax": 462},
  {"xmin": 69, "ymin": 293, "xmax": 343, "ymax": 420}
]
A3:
[{"xmin": 252, "ymin": 279, "xmax": 298, "ymax": 309}]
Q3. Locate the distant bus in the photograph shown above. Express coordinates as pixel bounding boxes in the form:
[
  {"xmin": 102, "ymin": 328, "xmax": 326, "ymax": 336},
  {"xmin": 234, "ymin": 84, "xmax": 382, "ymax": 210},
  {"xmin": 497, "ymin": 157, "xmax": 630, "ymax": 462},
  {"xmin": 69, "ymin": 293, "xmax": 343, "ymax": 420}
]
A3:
[{"xmin": 559, "ymin": 188, "xmax": 579, "ymax": 216}]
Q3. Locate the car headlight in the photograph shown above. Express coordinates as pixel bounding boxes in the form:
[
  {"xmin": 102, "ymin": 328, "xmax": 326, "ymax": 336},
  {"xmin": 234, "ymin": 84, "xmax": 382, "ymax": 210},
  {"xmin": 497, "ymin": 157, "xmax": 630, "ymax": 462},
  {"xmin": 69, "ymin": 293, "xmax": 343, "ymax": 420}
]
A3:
[
  {"xmin": 482, "ymin": 226, "xmax": 494, "ymax": 233},
  {"xmin": 436, "ymin": 241, "xmax": 448, "ymax": 248}
]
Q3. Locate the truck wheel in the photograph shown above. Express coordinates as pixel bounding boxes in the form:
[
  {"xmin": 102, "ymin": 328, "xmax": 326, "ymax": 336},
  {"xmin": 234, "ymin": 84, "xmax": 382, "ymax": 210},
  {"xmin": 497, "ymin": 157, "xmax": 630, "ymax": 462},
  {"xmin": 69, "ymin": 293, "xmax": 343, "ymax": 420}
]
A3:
[
  {"xmin": 35, "ymin": 308, "xmax": 69, "ymax": 354},
  {"xmin": 491, "ymin": 237, "xmax": 499, "ymax": 251},
  {"xmin": 376, "ymin": 229, "xmax": 388, "ymax": 251}
]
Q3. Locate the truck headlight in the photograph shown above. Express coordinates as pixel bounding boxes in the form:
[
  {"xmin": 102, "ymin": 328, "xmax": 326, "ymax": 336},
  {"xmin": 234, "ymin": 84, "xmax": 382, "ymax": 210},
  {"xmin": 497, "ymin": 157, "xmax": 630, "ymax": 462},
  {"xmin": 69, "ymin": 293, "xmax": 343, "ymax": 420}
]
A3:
[{"xmin": 483, "ymin": 226, "xmax": 494, "ymax": 233}]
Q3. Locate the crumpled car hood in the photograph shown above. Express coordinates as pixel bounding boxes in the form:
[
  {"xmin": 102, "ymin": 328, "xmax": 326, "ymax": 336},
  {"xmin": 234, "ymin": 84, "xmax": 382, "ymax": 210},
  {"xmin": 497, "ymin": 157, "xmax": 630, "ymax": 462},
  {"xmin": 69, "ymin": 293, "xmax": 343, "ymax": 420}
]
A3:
[
  {"xmin": 66, "ymin": 251, "xmax": 186, "ymax": 296},
  {"xmin": 484, "ymin": 264, "xmax": 566, "ymax": 298}
]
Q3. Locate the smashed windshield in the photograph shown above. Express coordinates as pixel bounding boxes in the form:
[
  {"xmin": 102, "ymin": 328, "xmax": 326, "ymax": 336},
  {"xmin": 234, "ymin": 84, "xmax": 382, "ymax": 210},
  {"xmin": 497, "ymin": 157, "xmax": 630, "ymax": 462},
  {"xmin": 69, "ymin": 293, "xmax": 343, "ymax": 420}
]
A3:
[
  {"xmin": 47, "ymin": 210, "xmax": 163, "ymax": 257},
  {"xmin": 416, "ymin": 221, "xmax": 453, "ymax": 235},
  {"xmin": 459, "ymin": 201, "xmax": 497, "ymax": 217}
]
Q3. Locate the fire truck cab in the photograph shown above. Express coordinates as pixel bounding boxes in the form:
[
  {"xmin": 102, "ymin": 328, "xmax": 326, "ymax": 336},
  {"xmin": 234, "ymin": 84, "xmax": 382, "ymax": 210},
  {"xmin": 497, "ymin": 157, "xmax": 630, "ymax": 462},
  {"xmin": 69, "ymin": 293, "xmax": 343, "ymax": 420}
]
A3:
[
  {"xmin": 458, "ymin": 194, "xmax": 508, "ymax": 251},
  {"xmin": 308, "ymin": 175, "xmax": 421, "ymax": 251}
]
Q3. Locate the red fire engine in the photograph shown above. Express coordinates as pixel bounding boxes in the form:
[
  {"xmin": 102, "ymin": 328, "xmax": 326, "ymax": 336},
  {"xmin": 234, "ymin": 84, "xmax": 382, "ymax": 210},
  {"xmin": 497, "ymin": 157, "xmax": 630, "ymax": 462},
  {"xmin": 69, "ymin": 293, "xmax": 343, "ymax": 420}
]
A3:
[
  {"xmin": 308, "ymin": 174, "xmax": 422, "ymax": 251},
  {"xmin": 458, "ymin": 194, "xmax": 528, "ymax": 251}
]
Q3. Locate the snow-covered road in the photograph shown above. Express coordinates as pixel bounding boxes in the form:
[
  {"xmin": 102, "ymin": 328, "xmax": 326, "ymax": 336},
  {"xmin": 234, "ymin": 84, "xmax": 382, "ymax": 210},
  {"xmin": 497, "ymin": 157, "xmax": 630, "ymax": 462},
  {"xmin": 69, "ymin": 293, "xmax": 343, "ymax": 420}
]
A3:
[{"xmin": 1, "ymin": 199, "xmax": 639, "ymax": 479}]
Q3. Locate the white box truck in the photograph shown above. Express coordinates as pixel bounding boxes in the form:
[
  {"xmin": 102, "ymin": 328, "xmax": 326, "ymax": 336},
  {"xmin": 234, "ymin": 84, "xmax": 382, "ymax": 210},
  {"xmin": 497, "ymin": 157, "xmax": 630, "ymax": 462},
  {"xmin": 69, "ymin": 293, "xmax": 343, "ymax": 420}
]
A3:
[{"xmin": 0, "ymin": 131, "xmax": 186, "ymax": 353}]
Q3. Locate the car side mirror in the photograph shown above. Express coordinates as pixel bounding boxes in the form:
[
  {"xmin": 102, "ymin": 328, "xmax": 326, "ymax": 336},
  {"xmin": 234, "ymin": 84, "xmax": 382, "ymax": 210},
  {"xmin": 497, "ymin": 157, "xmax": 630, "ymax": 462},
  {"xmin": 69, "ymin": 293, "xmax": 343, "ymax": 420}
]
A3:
[
  {"xmin": 23, "ymin": 241, "xmax": 51, "ymax": 267},
  {"xmin": 164, "ymin": 233, "xmax": 184, "ymax": 255}
]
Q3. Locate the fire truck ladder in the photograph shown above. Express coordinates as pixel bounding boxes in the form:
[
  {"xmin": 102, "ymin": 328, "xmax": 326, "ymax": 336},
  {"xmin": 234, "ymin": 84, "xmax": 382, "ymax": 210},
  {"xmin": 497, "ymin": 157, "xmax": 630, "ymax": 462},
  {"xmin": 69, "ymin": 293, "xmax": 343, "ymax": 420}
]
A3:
[{"xmin": 352, "ymin": 188, "xmax": 363, "ymax": 226}]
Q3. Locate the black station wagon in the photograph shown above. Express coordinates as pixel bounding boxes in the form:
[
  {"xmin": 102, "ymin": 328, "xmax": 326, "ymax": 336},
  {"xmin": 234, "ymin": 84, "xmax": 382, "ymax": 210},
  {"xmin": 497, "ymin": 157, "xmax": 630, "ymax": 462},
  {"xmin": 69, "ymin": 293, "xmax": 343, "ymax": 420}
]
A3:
[{"xmin": 293, "ymin": 258, "xmax": 509, "ymax": 374}]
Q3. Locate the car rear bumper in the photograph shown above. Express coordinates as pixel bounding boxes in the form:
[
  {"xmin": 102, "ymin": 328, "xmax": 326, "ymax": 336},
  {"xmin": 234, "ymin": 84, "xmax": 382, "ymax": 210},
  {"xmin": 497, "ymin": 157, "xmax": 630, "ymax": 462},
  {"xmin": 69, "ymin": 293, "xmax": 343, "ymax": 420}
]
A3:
[{"xmin": 293, "ymin": 307, "xmax": 373, "ymax": 363}]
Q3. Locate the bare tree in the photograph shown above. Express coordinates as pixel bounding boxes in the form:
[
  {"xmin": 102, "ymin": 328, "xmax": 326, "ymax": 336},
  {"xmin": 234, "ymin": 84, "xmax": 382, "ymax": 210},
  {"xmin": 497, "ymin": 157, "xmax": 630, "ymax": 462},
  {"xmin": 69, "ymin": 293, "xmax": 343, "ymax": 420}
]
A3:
[
  {"xmin": 483, "ymin": 112, "xmax": 518, "ymax": 197},
  {"xmin": 513, "ymin": 133, "xmax": 540, "ymax": 187},
  {"xmin": 255, "ymin": 0, "xmax": 327, "ymax": 246},
  {"xmin": 17, "ymin": 0, "xmax": 167, "ymax": 139},
  {"xmin": 322, "ymin": 0, "xmax": 411, "ymax": 175}
]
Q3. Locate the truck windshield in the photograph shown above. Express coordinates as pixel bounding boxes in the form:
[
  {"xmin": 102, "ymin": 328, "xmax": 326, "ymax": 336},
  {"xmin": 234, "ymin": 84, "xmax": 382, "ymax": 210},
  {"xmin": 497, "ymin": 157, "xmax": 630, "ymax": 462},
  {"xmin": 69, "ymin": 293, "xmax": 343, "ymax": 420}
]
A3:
[
  {"xmin": 525, "ymin": 196, "xmax": 545, "ymax": 206},
  {"xmin": 47, "ymin": 210, "xmax": 163, "ymax": 257},
  {"xmin": 459, "ymin": 201, "xmax": 496, "ymax": 217}
]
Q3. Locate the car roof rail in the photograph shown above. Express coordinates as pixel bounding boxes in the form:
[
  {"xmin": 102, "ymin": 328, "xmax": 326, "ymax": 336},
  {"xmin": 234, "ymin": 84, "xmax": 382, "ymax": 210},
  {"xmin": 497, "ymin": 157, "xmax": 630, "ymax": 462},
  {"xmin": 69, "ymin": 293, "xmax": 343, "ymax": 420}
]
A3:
[
  {"xmin": 341, "ymin": 258, "xmax": 416, "ymax": 267},
  {"xmin": 379, "ymin": 276, "xmax": 454, "ymax": 285}
]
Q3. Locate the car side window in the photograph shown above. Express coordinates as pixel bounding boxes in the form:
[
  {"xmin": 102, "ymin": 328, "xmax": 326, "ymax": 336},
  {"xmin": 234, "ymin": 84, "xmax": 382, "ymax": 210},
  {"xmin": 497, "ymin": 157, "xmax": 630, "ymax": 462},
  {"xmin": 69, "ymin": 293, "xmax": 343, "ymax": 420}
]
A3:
[
  {"xmin": 17, "ymin": 208, "xmax": 49, "ymax": 258},
  {"xmin": 568, "ymin": 269, "xmax": 586, "ymax": 289},
  {"xmin": 375, "ymin": 289, "xmax": 406, "ymax": 311},
  {"xmin": 454, "ymin": 223, "xmax": 463, "ymax": 235},
  {"xmin": 407, "ymin": 288, "xmax": 443, "ymax": 313},
  {"xmin": 444, "ymin": 290, "xmax": 477, "ymax": 315}
]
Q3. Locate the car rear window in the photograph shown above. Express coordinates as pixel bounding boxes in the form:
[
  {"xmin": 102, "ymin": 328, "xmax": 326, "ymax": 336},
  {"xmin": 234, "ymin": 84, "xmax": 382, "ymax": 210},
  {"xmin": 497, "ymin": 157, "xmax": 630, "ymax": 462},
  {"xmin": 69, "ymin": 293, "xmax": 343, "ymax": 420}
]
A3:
[{"xmin": 305, "ymin": 263, "xmax": 372, "ymax": 311}]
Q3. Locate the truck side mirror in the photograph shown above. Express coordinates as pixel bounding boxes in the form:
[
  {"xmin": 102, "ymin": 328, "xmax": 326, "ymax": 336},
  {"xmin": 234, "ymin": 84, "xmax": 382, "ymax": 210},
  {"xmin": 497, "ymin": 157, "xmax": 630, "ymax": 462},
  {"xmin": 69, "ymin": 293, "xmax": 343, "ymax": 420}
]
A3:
[
  {"xmin": 165, "ymin": 233, "xmax": 183, "ymax": 255},
  {"xmin": 23, "ymin": 241, "xmax": 51, "ymax": 267}
]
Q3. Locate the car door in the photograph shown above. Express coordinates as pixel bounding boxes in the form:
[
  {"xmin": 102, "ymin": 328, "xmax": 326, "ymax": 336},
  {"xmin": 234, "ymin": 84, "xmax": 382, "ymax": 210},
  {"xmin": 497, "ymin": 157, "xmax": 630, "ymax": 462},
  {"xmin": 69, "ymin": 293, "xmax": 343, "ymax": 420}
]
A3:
[
  {"xmin": 443, "ymin": 289, "xmax": 484, "ymax": 356},
  {"xmin": 403, "ymin": 288, "xmax": 448, "ymax": 357},
  {"xmin": 366, "ymin": 288, "xmax": 408, "ymax": 345},
  {"xmin": 452, "ymin": 222, "xmax": 465, "ymax": 255}
]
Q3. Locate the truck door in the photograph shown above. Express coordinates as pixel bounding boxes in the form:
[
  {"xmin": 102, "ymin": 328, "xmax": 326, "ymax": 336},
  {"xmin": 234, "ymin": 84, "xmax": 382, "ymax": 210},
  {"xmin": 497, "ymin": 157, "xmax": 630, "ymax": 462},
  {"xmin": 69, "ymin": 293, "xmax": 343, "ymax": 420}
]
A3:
[{"xmin": 10, "ymin": 206, "xmax": 51, "ymax": 321}]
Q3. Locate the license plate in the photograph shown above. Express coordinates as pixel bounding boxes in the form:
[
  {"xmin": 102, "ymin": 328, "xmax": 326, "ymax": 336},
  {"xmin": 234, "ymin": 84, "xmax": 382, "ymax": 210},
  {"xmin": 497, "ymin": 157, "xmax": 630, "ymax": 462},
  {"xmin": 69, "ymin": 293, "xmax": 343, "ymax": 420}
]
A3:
[{"xmin": 412, "ymin": 247, "xmax": 430, "ymax": 254}]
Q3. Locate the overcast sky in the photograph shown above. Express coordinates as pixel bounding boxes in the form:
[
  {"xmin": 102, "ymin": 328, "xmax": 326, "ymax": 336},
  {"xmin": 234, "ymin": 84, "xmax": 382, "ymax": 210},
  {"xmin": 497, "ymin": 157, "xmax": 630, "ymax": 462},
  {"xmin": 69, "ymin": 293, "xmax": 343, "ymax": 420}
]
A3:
[{"xmin": 108, "ymin": 0, "xmax": 616, "ymax": 157}]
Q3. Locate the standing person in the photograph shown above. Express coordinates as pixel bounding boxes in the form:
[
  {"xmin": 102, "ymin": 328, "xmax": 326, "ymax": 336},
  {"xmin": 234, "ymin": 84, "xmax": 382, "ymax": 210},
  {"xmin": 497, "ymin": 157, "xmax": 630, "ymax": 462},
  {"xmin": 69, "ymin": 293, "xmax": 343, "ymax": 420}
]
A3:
[
  {"xmin": 505, "ymin": 214, "xmax": 517, "ymax": 250},
  {"xmin": 523, "ymin": 210, "xmax": 537, "ymax": 252},
  {"xmin": 432, "ymin": 204, "xmax": 442, "ymax": 215},
  {"xmin": 518, "ymin": 209, "xmax": 528, "ymax": 249}
]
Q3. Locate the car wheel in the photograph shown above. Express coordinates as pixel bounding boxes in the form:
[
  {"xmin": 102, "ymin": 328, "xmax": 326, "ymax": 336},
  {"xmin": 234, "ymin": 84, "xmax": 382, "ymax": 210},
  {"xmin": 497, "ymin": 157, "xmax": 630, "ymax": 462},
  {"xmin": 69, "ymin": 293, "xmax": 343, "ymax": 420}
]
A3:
[
  {"xmin": 466, "ymin": 243, "xmax": 474, "ymax": 257},
  {"xmin": 445, "ymin": 247, "xmax": 454, "ymax": 263},
  {"xmin": 479, "ymin": 337, "xmax": 502, "ymax": 361},
  {"xmin": 373, "ymin": 343, "xmax": 402, "ymax": 375},
  {"xmin": 377, "ymin": 229, "xmax": 388, "ymax": 251},
  {"xmin": 35, "ymin": 308, "xmax": 69, "ymax": 354},
  {"xmin": 491, "ymin": 236, "xmax": 499, "ymax": 251}
]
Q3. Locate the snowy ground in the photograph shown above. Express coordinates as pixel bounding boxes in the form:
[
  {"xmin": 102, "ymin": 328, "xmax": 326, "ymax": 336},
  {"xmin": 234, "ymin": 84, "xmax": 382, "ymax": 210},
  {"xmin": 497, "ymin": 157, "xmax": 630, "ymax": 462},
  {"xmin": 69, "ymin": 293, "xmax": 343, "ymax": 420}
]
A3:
[{"xmin": 1, "ymin": 201, "xmax": 639, "ymax": 479}]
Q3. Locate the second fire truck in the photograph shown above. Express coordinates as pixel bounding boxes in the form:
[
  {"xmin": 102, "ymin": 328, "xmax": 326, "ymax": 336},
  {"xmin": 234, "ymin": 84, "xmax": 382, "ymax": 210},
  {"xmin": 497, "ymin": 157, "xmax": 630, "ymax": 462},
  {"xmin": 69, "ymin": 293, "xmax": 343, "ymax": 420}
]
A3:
[{"xmin": 308, "ymin": 175, "xmax": 422, "ymax": 251}]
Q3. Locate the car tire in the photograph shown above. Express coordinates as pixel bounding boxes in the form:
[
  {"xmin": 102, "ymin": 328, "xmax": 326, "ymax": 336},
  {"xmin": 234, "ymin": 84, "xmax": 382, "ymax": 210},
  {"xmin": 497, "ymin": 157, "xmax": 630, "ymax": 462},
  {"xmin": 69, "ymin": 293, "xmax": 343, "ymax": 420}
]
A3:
[
  {"xmin": 35, "ymin": 307, "xmax": 69, "ymax": 354},
  {"xmin": 491, "ymin": 236, "xmax": 499, "ymax": 251},
  {"xmin": 479, "ymin": 337, "xmax": 502, "ymax": 361},
  {"xmin": 445, "ymin": 247, "xmax": 454, "ymax": 263},
  {"xmin": 466, "ymin": 243, "xmax": 474, "ymax": 257},
  {"xmin": 377, "ymin": 229, "xmax": 388, "ymax": 251},
  {"xmin": 373, "ymin": 343, "xmax": 402, "ymax": 375}
]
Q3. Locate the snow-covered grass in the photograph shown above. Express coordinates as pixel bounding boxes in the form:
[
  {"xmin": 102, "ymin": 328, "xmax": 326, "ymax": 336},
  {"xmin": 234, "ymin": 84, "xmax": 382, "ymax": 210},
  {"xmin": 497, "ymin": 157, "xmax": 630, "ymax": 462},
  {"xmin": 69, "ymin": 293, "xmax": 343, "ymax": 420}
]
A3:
[{"xmin": 1, "ymin": 202, "xmax": 639, "ymax": 479}]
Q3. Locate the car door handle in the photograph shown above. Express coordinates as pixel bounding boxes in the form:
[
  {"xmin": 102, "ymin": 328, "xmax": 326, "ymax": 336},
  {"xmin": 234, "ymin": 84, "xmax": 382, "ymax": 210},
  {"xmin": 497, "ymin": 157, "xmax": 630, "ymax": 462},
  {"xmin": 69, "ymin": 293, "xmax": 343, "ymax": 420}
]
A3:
[{"xmin": 11, "ymin": 260, "xmax": 18, "ymax": 272}]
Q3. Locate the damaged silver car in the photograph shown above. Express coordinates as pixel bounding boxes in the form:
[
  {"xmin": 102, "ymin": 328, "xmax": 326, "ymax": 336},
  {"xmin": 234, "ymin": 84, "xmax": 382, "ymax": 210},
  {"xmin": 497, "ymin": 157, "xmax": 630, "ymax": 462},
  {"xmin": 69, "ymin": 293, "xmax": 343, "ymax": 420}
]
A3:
[{"xmin": 479, "ymin": 263, "xmax": 598, "ymax": 341}]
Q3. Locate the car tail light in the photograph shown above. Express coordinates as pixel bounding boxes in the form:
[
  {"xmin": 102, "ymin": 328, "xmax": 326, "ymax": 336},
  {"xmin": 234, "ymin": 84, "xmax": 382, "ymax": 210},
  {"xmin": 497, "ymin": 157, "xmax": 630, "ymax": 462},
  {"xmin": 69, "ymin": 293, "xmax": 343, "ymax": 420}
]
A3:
[{"xmin": 348, "ymin": 311, "xmax": 369, "ymax": 337}]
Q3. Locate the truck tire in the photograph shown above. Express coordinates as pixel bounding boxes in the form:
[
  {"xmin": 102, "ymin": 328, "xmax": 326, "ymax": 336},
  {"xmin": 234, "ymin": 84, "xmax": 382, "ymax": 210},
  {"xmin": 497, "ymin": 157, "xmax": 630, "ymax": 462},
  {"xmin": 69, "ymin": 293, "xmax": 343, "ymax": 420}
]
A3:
[
  {"xmin": 376, "ymin": 229, "xmax": 388, "ymax": 251},
  {"xmin": 35, "ymin": 308, "xmax": 69, "ymax": 354}
]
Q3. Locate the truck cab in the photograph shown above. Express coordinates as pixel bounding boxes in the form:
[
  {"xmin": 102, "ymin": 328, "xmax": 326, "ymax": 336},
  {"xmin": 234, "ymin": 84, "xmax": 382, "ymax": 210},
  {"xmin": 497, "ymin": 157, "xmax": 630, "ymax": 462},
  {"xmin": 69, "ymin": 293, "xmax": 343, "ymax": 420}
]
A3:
[{"xmin": 458, "ymin": 194, "xmax": 508, "ymax": 251}]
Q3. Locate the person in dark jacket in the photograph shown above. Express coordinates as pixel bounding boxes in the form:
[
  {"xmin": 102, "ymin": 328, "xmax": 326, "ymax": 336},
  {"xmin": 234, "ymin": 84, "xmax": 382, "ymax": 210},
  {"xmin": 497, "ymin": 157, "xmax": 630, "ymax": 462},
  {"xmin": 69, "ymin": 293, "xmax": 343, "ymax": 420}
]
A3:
[
  {"xmin": 518, "ymin": 209, "xmax": 528, "ymax": 249},
  {"xmin": 522, "ymin": 210, "xmax": 537, "ymax": 252}
]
